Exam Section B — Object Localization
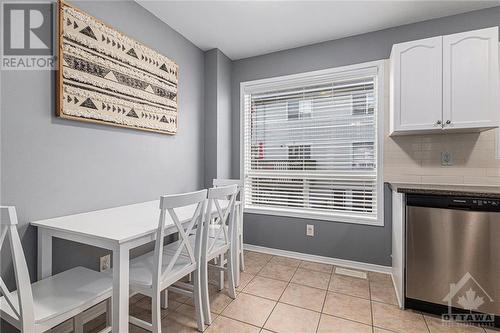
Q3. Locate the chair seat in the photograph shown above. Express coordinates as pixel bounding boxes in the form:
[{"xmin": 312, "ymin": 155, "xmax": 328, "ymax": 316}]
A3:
[
  {"xmin": 205, "ymin": 225, "xmax": 230, "ymax": 257},
  {"xmin": 162, "ymin": 235, "xmax": 197, "ymax": 256},
  {"xmin": 163, "ymin": 228, "xmax": 228, "ymax": 260},
  {"xmin": 129, "ymin": 250, "xmax": 195, "ymax": 288},
  {"xmin": 0, "ymin": 266, "xmax": 112, "ymax": 324}
]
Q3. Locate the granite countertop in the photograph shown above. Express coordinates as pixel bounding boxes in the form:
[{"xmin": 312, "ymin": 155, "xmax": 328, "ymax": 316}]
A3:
[{"xmin": 388, "ymin": 182, "xmax": 500, "ymax": 199}]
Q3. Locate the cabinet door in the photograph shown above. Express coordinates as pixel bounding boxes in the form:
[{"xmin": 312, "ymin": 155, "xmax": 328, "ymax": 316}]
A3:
[
  {"xmin": 443, "ymin": 27, "xmax": 499, "ymax": 129},
  {"xmin": 390, "ymin": 36, "xmax": 443, "ymax": 134}
]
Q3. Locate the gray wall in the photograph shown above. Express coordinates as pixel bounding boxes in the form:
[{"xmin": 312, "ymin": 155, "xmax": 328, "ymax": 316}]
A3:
[
  {"xmin": 216, "ymin": 50, "xmax": 232, "ymax": 180},
  {"xmin": 1, "ymin": 0, "xmax": 205, "ymax": 293},
  {"xmin": 244, "ymin": 184, "xmax": 393, "ymax": 265},
  {"xmin": 204, "ymin": 49, "xmax": 218, "ymax": 187},
  {"xmin": 204, "ymin": 48, "xmax": 232, "ymax": 187},
  {"xmin": 232, "ymin": 6, "xmax": 500, "ymax": 266}
]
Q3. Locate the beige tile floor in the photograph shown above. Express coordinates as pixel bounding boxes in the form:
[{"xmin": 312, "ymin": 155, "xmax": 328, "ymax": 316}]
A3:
[{"xmin": 85, "ymin": 251, "xmax": 499, "ymax": 333}]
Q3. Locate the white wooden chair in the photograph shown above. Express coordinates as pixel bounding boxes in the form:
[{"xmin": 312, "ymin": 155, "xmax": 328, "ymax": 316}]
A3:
[
  {"xmin": 0, "ymin": 206, "xmax": 112, "ymax": 333},
  {"xmin": 212, "ymin": 179, "xmax": 245, "ymax": 274},
  {"xmin": 199, "ymin": 185, "xmax": 238, "ymax": 325},
  {"xmin": 128, "ymin": 190, "xmax": 207, "ymax": 333},
  {"xmin": 163, "ymin": 185, "xmax": 238, "ymax": 325}
]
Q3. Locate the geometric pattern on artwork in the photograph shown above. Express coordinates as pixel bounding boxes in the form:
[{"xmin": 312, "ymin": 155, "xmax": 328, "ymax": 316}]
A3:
[
  {"xmin": 58, "ymin": 2, "xmax": 179, "ymax": 134},
  {"xmin": 126, "ymin": 48, "xmax": 138, "ymax": 59},
  {"xmin": 80, "ymin": 98, "xmax": 98, "ymax": 109},
  {"xmin": 79, "ymin": 26, "xmax": 97, "ymax": 40},
  {"xmin": 127, "ymin": 109, "xmax": 139, "ymax": 118}
]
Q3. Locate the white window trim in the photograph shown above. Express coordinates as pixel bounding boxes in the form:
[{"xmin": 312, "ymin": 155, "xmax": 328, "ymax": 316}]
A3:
[
  {"xmin": 496, "ymin": 43, "xmax": 500, "ymax": 160},
  {"xmin": 240, "ymin": 60, "xmax": 386, "ymax": 226}
]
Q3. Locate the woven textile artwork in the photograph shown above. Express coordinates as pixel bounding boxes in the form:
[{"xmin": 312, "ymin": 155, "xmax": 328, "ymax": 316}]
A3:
[{"xmin": 57, "ymin": 2, "xmax": 179, "ymax": 134}]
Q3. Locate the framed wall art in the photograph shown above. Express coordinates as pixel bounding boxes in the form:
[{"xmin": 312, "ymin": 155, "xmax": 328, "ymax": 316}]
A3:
[{"xmin": 57, "ymin": 1, "xmax": 179, "ymax": 134}]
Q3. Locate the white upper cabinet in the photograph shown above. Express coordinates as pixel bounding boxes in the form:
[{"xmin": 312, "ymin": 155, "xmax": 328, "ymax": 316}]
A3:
[
  {"xmin": 390, "ymin": 27, "xmax": 499, "ymax": 135},
  {"xmin": 443, "ymin": 27, "xmax": 499, "ymax": 130},
  {"xmin": 390, "ymin": 36, "xmax": 443, "ymax": 133}
]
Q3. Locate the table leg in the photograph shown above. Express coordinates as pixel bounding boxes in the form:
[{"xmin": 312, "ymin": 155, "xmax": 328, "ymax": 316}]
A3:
[
  {"xmin": 160, "ymin": 290, "xmax": 168, "ymax": 309},
  {"xmin": 37, "ymin": 229, "xmax": 52, "ymax": 280},
  {"xmin": 112, "ymin": 246, "xmax": 130, "ymax": 333}
]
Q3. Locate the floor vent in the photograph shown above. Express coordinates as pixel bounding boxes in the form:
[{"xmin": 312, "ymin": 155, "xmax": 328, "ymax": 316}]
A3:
[{"xmin": 335, "ymin": 267, "xmax": 367, "ymax": 279}]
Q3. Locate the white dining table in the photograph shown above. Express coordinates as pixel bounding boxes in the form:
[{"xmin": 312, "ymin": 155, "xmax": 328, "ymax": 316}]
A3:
[{"xmin": 31, "ymin": 199, "xmax": 241, "ymax": 333}]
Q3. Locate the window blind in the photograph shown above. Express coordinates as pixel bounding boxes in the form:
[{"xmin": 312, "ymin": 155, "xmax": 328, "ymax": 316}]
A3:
[{"xmin": 242, "ymin": 68, "xmax": 380, "ymax": 222}]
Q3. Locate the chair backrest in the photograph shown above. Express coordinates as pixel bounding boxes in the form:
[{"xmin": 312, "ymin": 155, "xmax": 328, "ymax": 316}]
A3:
[
  {"xmin": 203, "ymin": 185, "xmax": 238, "ymax": 257},
  {"xmin": 0, "ymin": 206, "xmax": 34, "ymax": 332},
  {"xmin": 154, "ymin": 190, "xmax": 207, "ymax": 286},
  {"xmin": 212, "ymin": 179, "xmax": 243, "ymax": 203}
]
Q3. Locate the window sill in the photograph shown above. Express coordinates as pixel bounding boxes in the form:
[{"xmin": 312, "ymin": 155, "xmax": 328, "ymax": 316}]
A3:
[{"xmin": 244, "ymin": 206, "xmax": 384, "ymax": 226}]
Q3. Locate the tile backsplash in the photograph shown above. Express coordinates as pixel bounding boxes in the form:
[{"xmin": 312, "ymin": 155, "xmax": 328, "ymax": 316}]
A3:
[{"xmin": 383, "ymin": 129, "xmax": 500, "ymax": 185}]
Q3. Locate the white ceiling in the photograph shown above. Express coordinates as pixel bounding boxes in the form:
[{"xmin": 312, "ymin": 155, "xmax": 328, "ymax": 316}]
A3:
[{"xmin": 137, "ymin": 1, "xmax": 500, "ymax": 60}]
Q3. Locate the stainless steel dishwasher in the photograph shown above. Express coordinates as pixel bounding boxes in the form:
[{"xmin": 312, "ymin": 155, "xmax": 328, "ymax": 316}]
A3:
[{"xmin": 405, "ymin": 194, "xmax": 500, "ymax": 326}]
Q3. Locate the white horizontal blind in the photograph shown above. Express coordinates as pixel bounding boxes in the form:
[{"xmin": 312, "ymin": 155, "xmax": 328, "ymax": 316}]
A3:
[{"xmin": 243, "ymin": 68, "xmax": 379, "ymax": 221}]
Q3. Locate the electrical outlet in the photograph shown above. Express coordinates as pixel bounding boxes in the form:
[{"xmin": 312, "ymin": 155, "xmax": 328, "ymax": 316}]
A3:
[
  {"xmin": 100, "ymin": 254, "xmax": 111, "ymax": 272},
  {"xmin": 306, "ymin": 224, "xmax": 314, "ymax": 236},
  {"xmin": 441, "ymin": 151, "xmax": 453, "ymax": 166}
]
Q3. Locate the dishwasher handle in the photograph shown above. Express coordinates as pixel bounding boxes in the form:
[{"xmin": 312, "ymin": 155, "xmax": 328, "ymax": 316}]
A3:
[{"xmin": 448, "ymin": 199, "xmax": 472, "ymax": 209}]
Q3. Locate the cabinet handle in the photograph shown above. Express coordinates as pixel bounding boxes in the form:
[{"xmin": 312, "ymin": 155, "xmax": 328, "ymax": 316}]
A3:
[
  {"xmin": 445, "ymin": 120, "xmax": 451, "ymax": 125},
  {"xmin": 436, "ymin": 120, "xmax": 442, "ymax": 125}
]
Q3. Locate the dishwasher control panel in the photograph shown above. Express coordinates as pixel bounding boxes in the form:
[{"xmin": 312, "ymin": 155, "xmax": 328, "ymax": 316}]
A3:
[{"xmin": 407, "ymin": 195, "xmax": 500, "ymax": 212}]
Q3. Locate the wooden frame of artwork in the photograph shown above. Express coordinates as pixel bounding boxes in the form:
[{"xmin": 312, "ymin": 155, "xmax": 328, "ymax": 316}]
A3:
[{"xmin": 56, "ymin": 0, "xmax": 179, "ymax": 135}]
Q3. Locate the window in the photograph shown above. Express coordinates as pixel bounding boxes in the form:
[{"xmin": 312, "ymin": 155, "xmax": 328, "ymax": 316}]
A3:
[
  {"xmin": 352, "ymin": 89, "xmax": 375, "ymax": 115},
  {"xmin": 241, "ymin": 61, "xmax": 384, "ymax": 225},
  {"xmin": 287, "ymin": 100, "xmax": 312, "ymax": 120},
  {"xmin": 287, "ymin": 101, "xmax": 299, "ymax": 120},
  {"xmin": 352, "ymin": 142, "xmax": 375, "ymax": 169}
]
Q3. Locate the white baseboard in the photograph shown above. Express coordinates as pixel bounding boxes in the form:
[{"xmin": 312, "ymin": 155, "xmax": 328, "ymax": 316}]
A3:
[
  {"xmin": 244, "ymin": 244, "xmax": 392, "ymax": 274},
  {"xmin": 391, "ymin": 272, "xmax": 403, "ymax": 308}
]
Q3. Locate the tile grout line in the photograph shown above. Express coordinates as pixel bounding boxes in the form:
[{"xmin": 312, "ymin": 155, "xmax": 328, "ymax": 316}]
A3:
[
  {"xmin": 255, "ymin": 262, "xmax": 334, "ymax": 293},
  {"xmin": 422, "ymin": 313, "xmax": 431, "ymax": 333},
  {"xmin": 238, "ymin": 253, "xmax": 269, "ymax": 290},
  {"xmin": 245, "ymin": 260, "xmax": 488, "ymax": 333},
  {"xmin": 135, "ymin": 253, "xmax": 401, "ymax": 332},
  {"xmin": 260, "ymin": 261, "xmax": 300, "ymax": 332},
  {"xmin": 372, "ymin": 324, "xmax": 399, "ymax": 333},
  {"xmin": 219, "ymin": 253, "xmax": 277, "ymax": 330},
  {"xmin": 243, "ymin": 253, "xmax": 272, "ymax": 277},
  {"xmin": 211, "ymin": 289, "xmax": 238, "ymax": 319},
  {"xmin": 217, "ymin": 313, "xmax": 268, "ymax": 331},
  {"xmin": 244, "ymin": 290, "xmax": 375, "ymax": 324},
  {"xmin": 135, "ymin": 256, "xmax": 238, "ymax": 330},
  {"xmin": 315, "ymin": 267, "xmax": 334, "ymax": 333},
  {"xmin": 369, "ymin": 276, "xmax": 375, "ymax": 333},
  {"xmin": 368, "ymin": 275, "xmax": 375, "ymax": 332},
  {"xmin": 239, "ymin": 256, "xmax": 403, "ymax": 327},
  {"xmin": 321, "ymin": 313, "xmax": 376, "ymax": 329},
  {"xmin": 225, "ymin": 254, "xmax": 404, "ymax": 331},
  {"xmin": 241, "ymin": 270, "xmax": 372, "ymax": 330},
  {"xmin": 166, "ymin": 256, "xmax": 252, "ymax": 330},
  {"xmin": 371, "ymin": 298, "xmax": 407, "ymax": 307},
  {"xmin": 204, "ymin": 255, "xmax": 262, "ymax": 329},
  {"xmin": 370, "ymin": 300, "xmax": 430, "ymax": 333},
  {"xmin": 241, "ymin": 282, "xmax": 328, "ymax": 316},
  {"xmin": 327, "ymin": 289, "xmax": 372, "ymax": 301},
  {"xmin": 419, "ymin": 313, "xmax": 431, "ymax": 332}
]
